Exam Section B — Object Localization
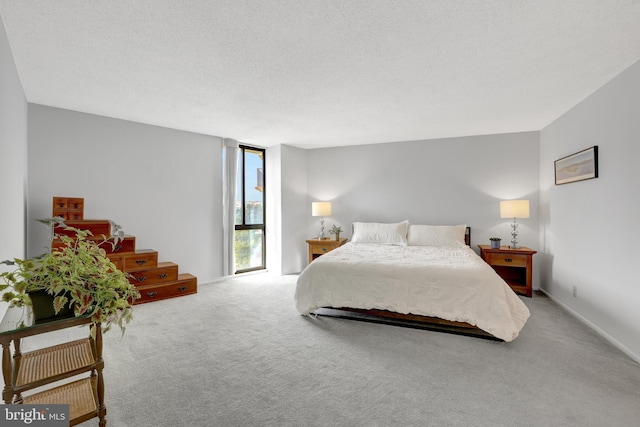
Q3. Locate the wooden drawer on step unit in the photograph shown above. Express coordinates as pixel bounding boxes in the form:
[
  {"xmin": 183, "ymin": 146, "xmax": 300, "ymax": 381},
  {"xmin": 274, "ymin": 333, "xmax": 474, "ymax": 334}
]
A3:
[
  {"xmin": 107, "ymin": 253, "xmax": 125, "ymax": 271},
  {"xmin": 67, "ymin": 197, "xmax": 84, "ymax": 212},
  {"xmin": 67, "ymin": 198, "xmax": 84, "ymax": 219},
  {"xmin": 128, "ymin": 262, "xmax": 178, "ymax": 286},
  {"xmin": 97, "ymin": 236, "xmax": 136, "ymax": 254},
  {"xmin": 52, "ymin": 197, "xmax": 69, "ymax": 211},
  {"xmin": 52, "ymin": 210, "xmax": 70, "ymax": 220},
  {"xmin": 134, "ymin": 274, "xmax": 197, "ymax": 304},
  {"xmin": 123, "ymin": 250, "xmax": 158, "ymax": 271},
  {"xmin": 54, "ymin": 220, "xmax": 111, "ymax": 237},
  {"xmin": 66, "ymin": 211, "xmax": 84, "ymax": 220},
  {"xmin": 52, "ymin": 236, "xmax": 135, "ymax": 253}
]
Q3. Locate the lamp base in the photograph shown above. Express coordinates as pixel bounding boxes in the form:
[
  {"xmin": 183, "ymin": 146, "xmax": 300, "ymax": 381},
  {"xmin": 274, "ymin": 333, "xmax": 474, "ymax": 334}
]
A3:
[
  {"xmin": 318, "ymin": 217, "xmax": 326, "ymax": 240},
  {"xmin": 510, "ymin": 219, "xmax": 520, "ymax": 249}
]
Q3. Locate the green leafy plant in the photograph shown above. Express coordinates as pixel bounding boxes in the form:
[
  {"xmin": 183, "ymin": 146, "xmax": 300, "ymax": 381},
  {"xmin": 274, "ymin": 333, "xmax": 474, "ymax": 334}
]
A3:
[
  {"xmin": 1, "ymin": 226, "xmax": 140, "ymax": 334},
  {"xmin": 0, "ymin": 258, "xmax": 35, "ymax": 309},
  {"xmin": 329, "ymin": 225, "xmax": 343, "ymax": 235}
]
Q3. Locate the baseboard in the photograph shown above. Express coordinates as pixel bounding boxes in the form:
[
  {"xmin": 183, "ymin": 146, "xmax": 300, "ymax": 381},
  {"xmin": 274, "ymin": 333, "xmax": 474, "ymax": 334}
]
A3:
[
  {"xmin": 539, "ymin": 289, "xmax": 640, "ymax": 364},
  {"xmin": 201, "ymin": 269, "xmax": 270, "ymax": 286}
]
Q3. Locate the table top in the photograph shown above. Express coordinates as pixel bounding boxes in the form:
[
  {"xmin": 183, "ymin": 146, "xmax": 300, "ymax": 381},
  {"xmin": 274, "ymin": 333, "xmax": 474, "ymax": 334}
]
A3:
[
  {"xmin": 477, "ymin": 244, "xmax": 537, "ymax": 254},
  {"xmin": 306, "ymin": 238, "xmax": 347, "ymax": 244},
  {"xmin": 0, "ymin": 305, "xmax": 89, "ymax": 341}
]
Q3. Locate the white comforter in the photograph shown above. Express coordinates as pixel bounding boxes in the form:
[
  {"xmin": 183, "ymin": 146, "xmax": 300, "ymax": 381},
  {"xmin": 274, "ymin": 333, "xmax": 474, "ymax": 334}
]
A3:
[{"xmin": 295, "ymin": 243, "xmax": 530, "ymax": 342}]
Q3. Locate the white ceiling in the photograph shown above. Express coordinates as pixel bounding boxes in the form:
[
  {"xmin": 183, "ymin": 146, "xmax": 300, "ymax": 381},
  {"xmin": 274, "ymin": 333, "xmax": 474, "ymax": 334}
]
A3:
[{"xmin": 1, "ymin": 1, "xmax": 639, "ymax": 149}]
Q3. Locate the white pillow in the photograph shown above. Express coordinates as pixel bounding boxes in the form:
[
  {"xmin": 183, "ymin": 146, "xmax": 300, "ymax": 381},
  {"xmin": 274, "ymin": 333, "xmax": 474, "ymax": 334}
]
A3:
[
  {"xmin": 407, "ymin": 224, "xmax": 467, "ymax": 246},
  {"xmin": 351, "ymin": 221, "xmax": 409, "ymax": 246}
]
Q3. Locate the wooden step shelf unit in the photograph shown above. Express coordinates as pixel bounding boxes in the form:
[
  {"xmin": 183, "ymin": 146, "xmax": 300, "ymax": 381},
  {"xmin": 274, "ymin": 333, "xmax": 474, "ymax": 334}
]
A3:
[
  {"xmin": 50, "ymin": 198, "xmax": 197, "ymax": 304},
  {"xmin": 52, "ymin": 196, "xmax": 85, "ymax": 220},
  {"xmin": 1, "ymin": 315, "xmax": 106, "ymax": 426}
]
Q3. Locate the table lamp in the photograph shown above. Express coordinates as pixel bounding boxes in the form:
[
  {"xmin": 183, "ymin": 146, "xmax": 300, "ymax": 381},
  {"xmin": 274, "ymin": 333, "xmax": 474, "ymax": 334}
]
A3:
[
  {"xmin": 500, "ymin": 200, "xmax": 529, "ymax": 249},
  {"xmin": 312, "ymin": 202, "xmax": 332, "ymax": 239}
]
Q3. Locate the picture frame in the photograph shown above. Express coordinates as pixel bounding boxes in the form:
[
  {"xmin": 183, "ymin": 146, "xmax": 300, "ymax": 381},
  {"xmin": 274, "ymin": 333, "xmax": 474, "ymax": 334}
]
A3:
[{"xmin": 554, "ymin": 146, "xmax": 598, "ymax": 185}]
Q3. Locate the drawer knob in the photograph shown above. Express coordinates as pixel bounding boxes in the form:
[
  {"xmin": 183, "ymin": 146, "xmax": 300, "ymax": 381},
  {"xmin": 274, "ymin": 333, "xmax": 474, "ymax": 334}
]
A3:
[
  {"xmin": 158, "ymin": 273, "xmax": 168, "ymax": 279},
  {"xmin": 146, "ymin": 291, "xmax": 158, "ymax": 297},
  {"xmin": 136, "ymin": 260, "xmax": 147, "ymax": 265},
  {"xmin": 322, "ymin": 248, "xmax": 327, "ymax": 252},
  {"xmin": 178, "ymin": 286, "xmax": 187, "ymax": 292},
  {"xmin": 136, "ymin": 276, "xmax": 146, "ymax": 282},
  {"xmin": 505, "ymin": 258, "xmax": 512, "ymax": 262}
]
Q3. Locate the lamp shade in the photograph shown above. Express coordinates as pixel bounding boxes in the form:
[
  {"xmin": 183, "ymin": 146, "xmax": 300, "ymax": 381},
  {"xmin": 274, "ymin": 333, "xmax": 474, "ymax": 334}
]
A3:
[
  {"xmin": 312, "ymin": 201, "xmax": 332, "ymax": 217},
  {"xmin": 500, "ymin": 200, "xmax": 530, "ymax": 218}
]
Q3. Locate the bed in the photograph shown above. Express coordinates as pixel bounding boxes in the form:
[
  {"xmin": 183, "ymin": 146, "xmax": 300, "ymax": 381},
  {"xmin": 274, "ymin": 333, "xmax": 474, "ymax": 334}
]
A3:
[{"xmin": 295, "ymin": 222, "xmax": 530, "ymax": 342}]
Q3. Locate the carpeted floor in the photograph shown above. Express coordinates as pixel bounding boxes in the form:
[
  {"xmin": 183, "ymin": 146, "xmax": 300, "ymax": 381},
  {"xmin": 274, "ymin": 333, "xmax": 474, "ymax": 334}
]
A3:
[{"xmin": 21, "ymin": 273, "xmax": 640, "ymax": 426}]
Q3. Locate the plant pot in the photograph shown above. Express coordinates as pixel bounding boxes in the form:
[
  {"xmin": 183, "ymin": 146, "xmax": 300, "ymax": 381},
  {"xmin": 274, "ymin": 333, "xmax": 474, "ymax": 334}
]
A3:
[
  {"xmin": 334, "ymin": 233, "xmax": 340, "ymax": 241},
  {"xmin": 490, "ymin": 240, "xmax": 501, "ymax": 249},
  {"xmin": 27, "ymin": 289, "xmax": 74, "ymax": 323},
  {"xmin": 0, "ymin": 304, "xmax": 34, "ymax": 330}
]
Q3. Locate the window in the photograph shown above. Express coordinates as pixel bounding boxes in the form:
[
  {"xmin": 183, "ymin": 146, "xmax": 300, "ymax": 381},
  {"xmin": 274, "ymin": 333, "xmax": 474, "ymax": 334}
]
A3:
[{"xmin": 234, "ymin": 145, "xmax": 265, "ymax": 273}]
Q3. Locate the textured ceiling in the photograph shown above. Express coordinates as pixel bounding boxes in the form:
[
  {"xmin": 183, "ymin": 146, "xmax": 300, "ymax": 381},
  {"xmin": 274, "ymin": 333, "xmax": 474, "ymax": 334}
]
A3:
[{"xmin": 1, "ymin": 1, "xmax": 639, "ymax": 149}]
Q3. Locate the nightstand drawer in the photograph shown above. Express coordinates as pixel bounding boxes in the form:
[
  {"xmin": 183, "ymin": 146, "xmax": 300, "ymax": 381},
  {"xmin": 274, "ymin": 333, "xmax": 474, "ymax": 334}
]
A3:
[
  {"xmin": 311, "ymin": 244, "xmax": 335, "ymax": 255},
  {"xmin": 486, "ymin": 253, "xmax": 527, "ymax": 267},
  {"xmin": 306, "ymin": 238, "xmax": 347, "ymax": 263}
]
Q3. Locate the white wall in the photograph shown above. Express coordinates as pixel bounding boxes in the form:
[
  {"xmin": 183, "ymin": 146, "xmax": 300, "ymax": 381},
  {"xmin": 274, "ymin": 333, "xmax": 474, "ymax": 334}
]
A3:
[
  {"xmin": 27, "ymin": 105, "xmax": 224, "ymax": 284},
  {"xmin": 0, "ymin": 17, "xmax": 28, "ymax": 320},
  {"xmin": 280, "ymin": 145, "xmax": 308, "ymax": 273},
  {"xmin": 266, "ymin": 144, "xmax": 308, "ymax": 275},
  {"xmin": 539, "ymin": 60, "xmax": 640, "ymax": 361},
  {"xmin": 265, "ymin": 144, "xmax": 282, "ymax": 275},
  {"xmin": 306, "ymin": 132, "xmax": 540, "ymax": 261}
]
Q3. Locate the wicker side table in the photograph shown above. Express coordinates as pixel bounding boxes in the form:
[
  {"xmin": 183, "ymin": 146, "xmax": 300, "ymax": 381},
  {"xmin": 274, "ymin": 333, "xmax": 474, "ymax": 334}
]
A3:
[{"xmin": 0, "ymin": 312, "xmax": 106, "ymax": 426}]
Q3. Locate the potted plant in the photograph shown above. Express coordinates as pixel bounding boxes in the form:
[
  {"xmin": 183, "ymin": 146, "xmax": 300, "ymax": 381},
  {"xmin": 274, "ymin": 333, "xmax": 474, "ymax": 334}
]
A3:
[
  {"xmin": 1, "ymin": 226, "xmax": 140, "ymax": 334},
  {"xmin": 489, "ymin": 237, "xmax": 502, "ymax": 249},
  {"xmin": 329, "ymin": 225, "xmax": 343, "ymax": 241}
]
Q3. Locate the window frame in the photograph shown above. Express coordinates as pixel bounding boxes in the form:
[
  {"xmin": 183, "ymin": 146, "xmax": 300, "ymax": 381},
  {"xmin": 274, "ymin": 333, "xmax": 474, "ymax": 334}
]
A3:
[{"xmin": 234, "ymin": 144, "xmax": 266, "ymax": 274}]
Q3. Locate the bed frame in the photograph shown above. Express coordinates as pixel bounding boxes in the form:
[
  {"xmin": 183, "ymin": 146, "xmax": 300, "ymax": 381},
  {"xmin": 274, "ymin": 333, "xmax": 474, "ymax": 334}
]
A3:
[
  {"xmin": 315, "ymin": 307, "xmax": 500, "ymax": 340},
  {"xmin": 315, "ymin": 226, "xmax": 503, "ymax": 341}
]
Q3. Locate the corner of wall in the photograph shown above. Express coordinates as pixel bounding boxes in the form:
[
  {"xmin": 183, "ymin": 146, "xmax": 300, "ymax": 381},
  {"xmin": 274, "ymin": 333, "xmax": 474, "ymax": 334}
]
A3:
[{"xmin": 0, "ymin": 16, "xmax": 28, "ymax": 320}]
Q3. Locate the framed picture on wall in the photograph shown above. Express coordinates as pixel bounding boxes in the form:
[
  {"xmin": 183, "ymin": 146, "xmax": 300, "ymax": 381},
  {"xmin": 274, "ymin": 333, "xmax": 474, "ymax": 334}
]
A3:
[{"xmin": 554, "ymin": 146, "xmax": 598, "ymax": 185}]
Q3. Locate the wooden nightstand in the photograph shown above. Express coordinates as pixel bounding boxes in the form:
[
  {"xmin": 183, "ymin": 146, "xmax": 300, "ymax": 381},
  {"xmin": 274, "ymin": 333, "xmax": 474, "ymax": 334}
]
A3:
[
  {"xmin": 306, "ymin": 238, "xmax": 347, "ymax": 263},
  {"xmin": 478, "ymin": 245, "xmax": 537, "ymax": 297}
]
